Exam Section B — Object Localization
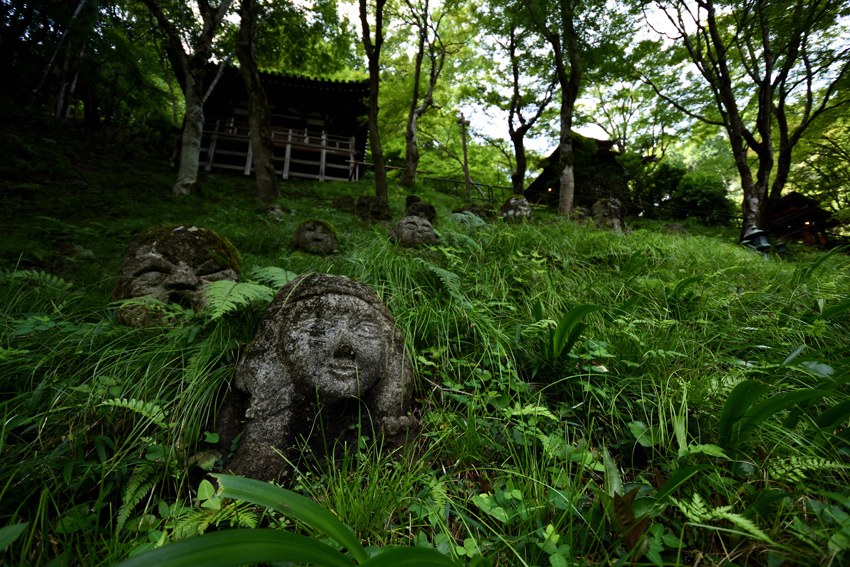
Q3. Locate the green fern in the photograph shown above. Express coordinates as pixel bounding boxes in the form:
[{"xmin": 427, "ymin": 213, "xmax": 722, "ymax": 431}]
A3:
[
  {"xmin": 250, "ymin": 266, "xmax": 299, "ymax": 289},
  {"xmin": 118, "ymin": 464, "xmax": 156, "ymax": 532},
  {"xmin": 204, "ymin": 280, "xmax": 275, "ymax": 320},
  {"xmin": 671, "ymin": 493, "xmax": 773, "ymax": 543},
  {"xmin": 101, "ymin": 398, "xmax": 167, "ymax": 428},
  {"xmin": 2, "ymin": 269, "xmax": 73, "ymax": 291},
  {"xmin": 414, "ymin": 258, "xmax": 466, "ymax": 304},
  {"xmin": 766, "ymin": 457, "xmax": 847, "ymax": 484}
]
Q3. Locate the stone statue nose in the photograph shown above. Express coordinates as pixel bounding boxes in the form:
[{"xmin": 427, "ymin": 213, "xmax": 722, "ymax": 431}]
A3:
[
  {"xmin": 163, "ymin": 265, "xmax": 201, "ymax": 290},
  {"xmin": 333, "ymin": 335, "xmax": 355, "ymax": 360}
]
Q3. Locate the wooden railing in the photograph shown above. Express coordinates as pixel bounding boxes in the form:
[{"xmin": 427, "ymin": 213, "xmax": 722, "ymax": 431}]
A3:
[{"xmin": 200, "ymin": 119, "xmax": 359, "ymax": 182}]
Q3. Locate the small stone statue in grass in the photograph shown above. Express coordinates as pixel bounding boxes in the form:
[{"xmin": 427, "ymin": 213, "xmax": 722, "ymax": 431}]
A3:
[
  {"xmin": 223, "ymin": 273, "xmax": 416, "ymax": 481},
  {"xmin": 406, "ymin": 201, "xmax": 437, "ymax": 224},
  {"xmin": 112, "ymin": 225, "xmax": 240, "ymax": 326},
  {"xmin": 500, "ymin": 195, "xmax": 533, "ymax": 222},
  {"xmin": 389, "ymin": 216, "xmax": 440, "ymax": 247},
  {"xmin": 590, "ymin": 199, "xmax": 629, "ymax": 233},
  {"xmin": 291, "ymin": 219, "xmax": 338, "ymax": 254}
]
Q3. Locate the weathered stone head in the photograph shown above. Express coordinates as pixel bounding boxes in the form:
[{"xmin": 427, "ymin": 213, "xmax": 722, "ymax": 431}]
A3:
[
  {"xmin": 389, "ymin": 216, "xmax": 440, "ymax": 247},
  {"xmin": 451, "ymin": 203, "xmax": 495, "ymax": 221},
  {"xmin": 291, "ymin": 219, "xmax": 338, "ymax": 254},
  {"xmin": 590, "ymin": 198, "xmax": 628, "ymax": 233},
  {"xmin": 226, "ymin": 273, "xmax": 415, "ymax": 481},
  {"xmin": 113, "ymin": 225, "xmax": 241, "ymax": 326},
  {"xmin": 500, "ymin": 195, "xmax": 533, "ymax": 222},
  {"xmin": 406, "ymin": 201, "xmax": 436, "ymax": 224}
]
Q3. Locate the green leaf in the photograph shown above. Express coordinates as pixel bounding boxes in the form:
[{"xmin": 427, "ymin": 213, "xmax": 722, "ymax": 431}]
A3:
[
  {"xmin": 212, "ymin": 474, "xmax": 369, "ymax": 564},
  {"xmin": 550, "ymin": 554, "xmax": 568, "ymax": 567},
  {"xmin": 628, "ymin": 421, "xmax": 660, "ymax": 447},
  {"xmin": 0, "ymin": 523, "xmax": 28, "ymax": 551},
  {"xmin": 654, "ymin": 465, "xmax": 717, "ymax": 505},
  {"xmin": 718, "ymin": 381, "xmax": 770, "ymax": 451},
  {"xmin": 603, "ymin": 449, "xmax": 623, "ymax": 499},
  {"xmin": 360, "ymin": 546, "xmax": 458, "ymax": 566},
  {"xmin": 203, "ymin": 432, "xmax": 220, "ymax": 443},
  {"xmin": 552, "ymin": 305, "xmax": 605, "ymax": 358},
  {"xmin": 110, "ymin": 529, "xmax": 355, "ymax": 567},
  {"xmin": 197, "ymin": 480, "xmax": 216, "ymax": 501}
]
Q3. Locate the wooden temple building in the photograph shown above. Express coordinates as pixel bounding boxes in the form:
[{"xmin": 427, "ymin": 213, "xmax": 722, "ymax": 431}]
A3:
[
  {"xmin": 770, "ymin": 191, "xmax": 839, "ymax": 246},
  {"xmin": 200, "ymin": 66, "xmax": 369, "ymax": 182}
]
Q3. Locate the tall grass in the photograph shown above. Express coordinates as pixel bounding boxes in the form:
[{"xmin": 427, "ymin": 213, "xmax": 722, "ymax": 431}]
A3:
[{"xmin": 2, "ymin": 120, "xmax": 850, "ymax": 566}]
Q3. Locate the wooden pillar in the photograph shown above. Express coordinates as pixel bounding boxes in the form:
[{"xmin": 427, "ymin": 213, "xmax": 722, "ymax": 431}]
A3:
[
  {"xmin": 205, "ymin": 119, "xmax": 219, "ymax": 171},
  {"xmin": 244, "ymin": 136, "xmax": 253, "ymax": 176},
  {"xmin": 319, "ymin": 131, "xmax": 327, "ymax": 182},
  {"xmin": 283, "ymin": 129, "xmax": 292, "ymax": 179}
]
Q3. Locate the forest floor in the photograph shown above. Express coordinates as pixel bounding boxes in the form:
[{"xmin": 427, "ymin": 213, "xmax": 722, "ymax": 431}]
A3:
[{"xmin": 2, "ymin": 106, "xmax": 850, "ymax": 567}]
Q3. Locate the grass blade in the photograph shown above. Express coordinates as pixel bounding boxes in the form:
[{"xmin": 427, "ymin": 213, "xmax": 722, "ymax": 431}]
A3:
[
  {"xmin": 111, "ymin": 529, "xmax": 355, "ymax": 567},
  {"xmin": 212, "ymin": 474, "xmax": 369, "ymax": 563},
  {"xmin": 552, "ymin": 305, "xmax": 605, "ymax": 358},
  {"xmin": 361, "ymin": 547, "xmax": 460, "ymax": 567}
]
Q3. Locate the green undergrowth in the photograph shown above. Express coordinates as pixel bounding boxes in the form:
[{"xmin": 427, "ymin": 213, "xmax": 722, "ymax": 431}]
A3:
[{"xmin": 2, "ymin": 118, "xmax": 850, "ymax": 567}]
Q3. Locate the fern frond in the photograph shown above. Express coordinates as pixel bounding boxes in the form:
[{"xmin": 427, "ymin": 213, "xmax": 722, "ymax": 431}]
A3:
[
  {"xmin": 118, "ymin": 464, "xmax": 155, "ymax": 532},
  {"xmin": 414, "ymin": 258, "xmax": 466, "ymax": 303},
  {"xmin": 767, "ymin": 457, "xmax": 847, "ymax": 484},
  {"xmin": 3, "ymin": 269, "xmax": 73, "ymax": 291},
  {"xmin": 204, "ymin": 280, "xmax": 275, "ymax": 320},
  {"xmin": 250, "ymin": 266, "xmax": 299, "ymax": 289},
  {"xmin": 671, "ymin": 493, "xmax": 773, "ymax": 543},
  {"xmin": 101, "ymin": 398, "xmax": 167, "ymax": 428}
]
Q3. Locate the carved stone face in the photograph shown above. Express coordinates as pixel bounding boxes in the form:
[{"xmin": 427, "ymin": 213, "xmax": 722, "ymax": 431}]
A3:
[
  {"xmin": 113, "ymin": 225, "xmax": 240, "ymax": 326},
  {"xmin": 291, "ymin": 220, "xmax": 337, "ymax": 254},
  {"xmin": 389, "ymin": 216, "xmax": 439, "ymax": 246},
  {"xmin": 285, "ymin": 294, "xmax": 391, "ymax": 402},
  {"xmin": 226, "ymin": 273, "xmax": 415, "ymax": 481}
]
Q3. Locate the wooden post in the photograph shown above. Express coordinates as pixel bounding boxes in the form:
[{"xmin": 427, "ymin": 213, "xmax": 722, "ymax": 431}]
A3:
[
  {"xmin": 319, "ymin": 131, "xmax": 327, "ymax": 182},
  {"xmin": 283, "ymin": 128, "xmax": 292, "ymax": 179},
  {"xmin": 457, "ymin": 113, "xmax": 471, "ymax": 198},
  {"xmin": 206, "ymin": 119, "xmax": 220, "ymax": 171},
  {"xmin": 244, "ymin": 135, "xmax": 253, "ymax": 176}
]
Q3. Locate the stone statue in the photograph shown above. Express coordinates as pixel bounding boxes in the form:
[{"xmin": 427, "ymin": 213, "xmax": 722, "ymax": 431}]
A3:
[
  {"xmin": 590, "ymin": 199, "xmax": 629, "ymax": 233},
  {"xmin": 451, "ymin": 203, "xmax": 494, "ymax": 221},
  {"xmin": 500, "ymin": 195, "xmax": 533, "ymax": 222},
  {"xmin": 113, "ymin": 225, "xmax": 240, "ymax": 326},
  {"xmin": 225, "ymin": 273, "xmax": 416, "ymax": 481},
  {"xmin": 389, "ymin": 216, "xmax": 440, "ymax": 247},
  {"xmin": 291, "ymin": 219, "xmax": 338, "ymax": 254},
  {"xmin": 406, "ymin": 201, "xmax": 437, "ymax": 224}
]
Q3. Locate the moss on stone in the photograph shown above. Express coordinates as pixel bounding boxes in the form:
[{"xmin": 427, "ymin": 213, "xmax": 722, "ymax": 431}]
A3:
[
  {"xmin": 301, "ymin": 219, "xmax": 339, "ymax": 239},
  {"xmin": 133, "ymin": 225, "xmax": 242, "ymax": 274}
]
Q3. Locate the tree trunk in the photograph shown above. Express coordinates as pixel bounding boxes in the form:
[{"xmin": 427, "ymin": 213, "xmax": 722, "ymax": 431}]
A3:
[
  {"xmin": 360, "ymin": 0, "xmax": 388, "ymax": 202},
  {"xmin": 401, "ymin": 111, "xmax": 421, "ymax": 187},
  {"xmin": 556, "ymin": 0, "xmax": 581, "ymax": 216},
  {"xmin": 510, "ymin": 132, "xmax": 527, "ymax": 194},
  {"xmin": 173, "ymin": 62, "xmax": 205, "ymax": 196},
  {"xmin": 237, "ymin": 0, "xmax": 279, "ymax": 205}
]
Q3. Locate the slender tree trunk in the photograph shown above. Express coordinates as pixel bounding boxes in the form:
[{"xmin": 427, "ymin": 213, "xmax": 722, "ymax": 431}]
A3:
[
  {"xmin": 142, "ymin": 0, "xmax": 234, "ymax": 196},
  {"xmin": 555, "ymin": 0, "xmax": 581, "ymax": 216},
  {"xmin": 237, "ymin": 0, "xmax": 279, "ymax": 205},
  {"xmin": 360, "ymin": 0, "xmax": 388, "ymax": 202},
  {"xmin": 510, "ymin": 132, "xmax": 527, "ymax": 194}
]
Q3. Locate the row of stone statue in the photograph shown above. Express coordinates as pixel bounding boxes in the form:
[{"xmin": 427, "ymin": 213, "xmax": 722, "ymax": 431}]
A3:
[
  {"xmin": 109, "ymin": 194, "xmax": 649, "ymax": 482},
  {"xmin": 112, "ymin": 225, "xmax": 414, "ymax": 481}
]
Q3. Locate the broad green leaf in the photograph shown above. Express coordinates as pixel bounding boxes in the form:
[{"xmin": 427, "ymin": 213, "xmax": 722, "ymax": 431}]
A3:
[
  {"xmin": 603, "ymin": 449, "xmax": 623, "ymax": 499},
  {"xmin": 0, "ymin": 523, "xmax": 28, "ymax": 551},
  {"xmin": 110, "ymin": 529, "xmax": 354, "ymax": 567},
  {"xmin": 628, "ymin": 421, "xmax": 660, "ymax": 447},
  {"xmin": 814, "ymin": 400, "xmax": 850, "ymax": 431},
  {"xmin": 197, "ymin": 480, "xmax": 215, "ymax": 501},
  {"xmin": 552, "ymin": 305, "xmax": 605, "ymax": 358},
  {"xmin": 781, "ymin": 345, "xmax": 806, "ymax": 366},
  {"xmin": 212, "ymin": 474, "xmax": 369, "ymax": 564},
  {"xmin": 718, "ymin": 381, "xmax": 770, "ymax": 450},
  {"xmin": 736, "ymin": 389, "xmax": 831, "ymax": 444}
]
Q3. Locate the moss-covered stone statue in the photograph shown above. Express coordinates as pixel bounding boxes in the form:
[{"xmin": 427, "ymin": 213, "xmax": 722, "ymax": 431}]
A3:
[
  {"xmin": 389, "ymin": 216, "xmax": 439, "ymax": 247},
  {"xmin": 291, "ymin": 219, "xmax": 338, "ymax": 254},
  {"xmin": 222, "ymin": 273, "xmax": 416, "ymax": 481},
  {"xmin": 499, "ymin": 195, "xmax": 533, "ymax": 222},
  {"xmin": 112, "ymin": 225, "xmax": 241, "ymax": 326}
]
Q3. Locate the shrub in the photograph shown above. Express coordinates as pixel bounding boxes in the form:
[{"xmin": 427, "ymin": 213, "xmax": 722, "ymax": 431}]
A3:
[{"xmin": 669, "ymin": 171, "xmax": 737, "ymax": 220}]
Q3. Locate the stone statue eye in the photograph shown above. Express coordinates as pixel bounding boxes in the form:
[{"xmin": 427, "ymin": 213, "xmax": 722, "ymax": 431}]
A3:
[{"xmin": 195, "ymin": 262, "xmax": 225, "ymax": 277}]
